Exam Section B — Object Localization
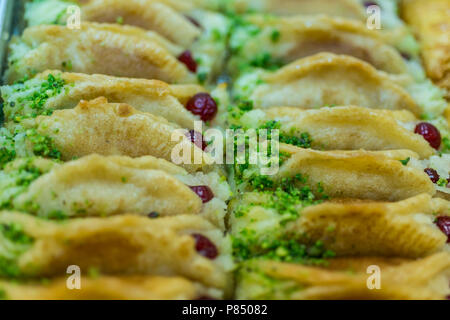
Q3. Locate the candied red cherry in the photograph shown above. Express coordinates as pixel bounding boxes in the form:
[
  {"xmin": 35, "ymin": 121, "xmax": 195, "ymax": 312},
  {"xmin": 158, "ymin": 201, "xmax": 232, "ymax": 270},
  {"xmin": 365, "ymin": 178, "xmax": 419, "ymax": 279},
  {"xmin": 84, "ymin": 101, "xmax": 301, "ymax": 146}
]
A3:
[
  {"xmin": 424, "ymin": 168, "xmax": 440, "ymax": 183},
  {"xmin": 189, "ymin": 185, "xmax": 214, "ymax": 203},
  {"xmin": 178, "ymin": 50, "xmax": 197, "ymax": 73},
  {"xmin": 186, "ymin": 130, "xmax": 207, "ymax": 150},
  {"xmin": 415, "ymin": 122, "xmax": 441, "ymax": 149},
  {"xmin": 192, "ymin": 233, "xmax": 218, "ymax": 259},
  {"xmin": 186, "ymin": 93, "xmax": 218, "ymax": 122},
  {"xmin": 435, "ymin": 216, "xmax": 450, "ymax": 243}
]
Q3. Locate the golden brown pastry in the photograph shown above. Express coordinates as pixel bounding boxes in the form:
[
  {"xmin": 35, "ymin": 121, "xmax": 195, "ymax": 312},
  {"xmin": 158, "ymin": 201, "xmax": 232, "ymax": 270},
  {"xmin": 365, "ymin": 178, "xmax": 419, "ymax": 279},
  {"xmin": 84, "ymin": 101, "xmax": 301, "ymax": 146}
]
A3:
[
  {"xmin": 275, "ymin": 145, "xmax": 434, "ymax": 201},
  {"xmin": 26, "ymin": 97, "xmax": 212, "ymax": 172},
  {"xmin": 80, "ymin": 0, "xmax": 202, "ymax": 47},
  {"xmin": 0, "ymin": 276, "xmax": 218, "ymax": 300},
  {"xmin": 229, "ymin": 0, "xmax": 365, "ymax": 19},
  {"xmin": 5, "ymin": 23, "xmax": 195, "ymax": 84},
  {"xmin": 1, "ymin": 71, "xmax": 205, "ymax": 128},
  {"xmin": 229, "ymin": 15, "xmax": 409, "ymax": 75},
  {"xmin": 234, "ymin": 53, "xmax": 420, "ymax": 115},
  {"xmin": 231, "ymin": 192, "xmax": 449, "ymax": 258},
  {"xmin": 0, "ymin": 212, "xmax": 233, "ymax": 292},
  {"xmin": 402, "ymin": 0, "xmax": 450, "ymax": 98},
  {"xmin": 241, "ymin": 106, "xmax": 434, "ymax": 158},
  {"xmin": 1, "ymin": 155, "xmax": 230, "ymax": 229},
  {"xmin": 236, "ymin": 253, "xmax": 450, "ymax": 300}
]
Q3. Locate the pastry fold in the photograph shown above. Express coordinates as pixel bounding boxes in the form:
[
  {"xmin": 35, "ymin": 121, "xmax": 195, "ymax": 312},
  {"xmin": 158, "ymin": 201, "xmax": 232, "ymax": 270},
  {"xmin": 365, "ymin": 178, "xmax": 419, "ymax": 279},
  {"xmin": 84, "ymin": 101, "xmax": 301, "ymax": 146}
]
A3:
[
  {"xmin": 240, "ymin": 106, "xmax": 434, "ymax": 158},
  {"xmin": 1, "ymin": 71, "xmax": 205, "ymax": 128},
  {"xmin": 0, "ymin": 155, "xmax": 230, "ymax": 229},
  {"xmin": 228, "ymin": 0, "xmax": 365, "ymax": 20},
  {"xmin": 5, "ymin": 23, "xmax": 195, "ymax": 84},
  {"xmin": 236, "ymin": 253, "xmax": 450, "ymax": 300},
  {"xmin": 0, "ymin": 275, "xmax": 218, "ymax": 300},
  {"xmin": 231, "ymin": 193, "xmax": 449, "ymax": 258},
  {"xmin": 276, "ymin": 145, "xmax": 434, "ymax": 201},
  {"xmin": 0, "ymin": 212, "xmax": 233, "ymax": 291},
  {"xmin": 24, "ymin": 1, "xmax": 231, "ymax": 83},
  {"xmin": 229, "ymin": 15, "xmax": 408, "ymax": 75},
  {"xmin": 235, "ymin": 53, "xmax": 420, "ymax": 114},
  {"xmin": 81, "ymin": 0, "xmax": 202, "ymax": 47},
  {"xmin": 402, "ymin": 0, "xmax": 450, "ymax": 98},
  {"xmin": 26, "ymin": 97, "xmax": 212, "ymax": 172}
]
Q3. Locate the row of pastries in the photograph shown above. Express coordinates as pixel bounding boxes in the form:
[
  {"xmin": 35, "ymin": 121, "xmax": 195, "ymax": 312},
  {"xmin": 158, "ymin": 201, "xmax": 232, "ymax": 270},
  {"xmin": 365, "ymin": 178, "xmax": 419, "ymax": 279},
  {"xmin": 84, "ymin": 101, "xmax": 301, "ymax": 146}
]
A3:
[{"xmin": 0, "ymin": 0, "xmax": 449, "ymax": 300}]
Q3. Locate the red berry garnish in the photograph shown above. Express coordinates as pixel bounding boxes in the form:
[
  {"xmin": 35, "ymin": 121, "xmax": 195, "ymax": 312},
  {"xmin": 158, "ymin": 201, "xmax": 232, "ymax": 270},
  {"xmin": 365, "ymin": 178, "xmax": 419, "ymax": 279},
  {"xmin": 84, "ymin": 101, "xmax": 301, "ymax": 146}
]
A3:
[
  {"xmin": 424, "ymin": 168, "xmax": 440, "ymax": 183},
  {"xmin": 415, "ymin": 122, "xmax": 441, "ymax": 149},
  {"xmin": 435, "ymin": 216, "xmax": 450, "ymax": 243},
  {"xmin": 178, "ymin": 50, "xmax": 197, "ymax": 73},
  {"xmin": 189, "ymin": 185, "xmax": 214, "ymax": 203},
  {"xmin": 186, "ymin": 93, "xmax": 218, "ymax": 122},
  {"xmin": 192, "ymin": 233, "xmax": 218, "ymax": 259},
  {"xmin": 186, "ymin": 130, "xmax": 207, "ymax": 150}
]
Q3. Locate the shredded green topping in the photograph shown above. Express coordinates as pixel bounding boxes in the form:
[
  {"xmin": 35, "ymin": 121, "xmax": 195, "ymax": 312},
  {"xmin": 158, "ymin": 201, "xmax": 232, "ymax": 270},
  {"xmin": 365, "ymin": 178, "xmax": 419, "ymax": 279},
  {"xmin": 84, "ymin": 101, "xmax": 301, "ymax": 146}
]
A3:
[
  {"xmin": 0, "ymin": 223, "xmax": 34, "ymax": 278},
  {"xmin": 0, "ymin": 129, "xmax": 16, "ymax": 168},
  {"xmin": 399, "ymin": 157, "xmax": 411, "ymax": 166},
  {"xmin": 4, "ymin": 74, "xmax": 66, "ymax": 122},
  {"xmin": 0, "ymin": 158, "xmax": 50, "ymax": 210}
]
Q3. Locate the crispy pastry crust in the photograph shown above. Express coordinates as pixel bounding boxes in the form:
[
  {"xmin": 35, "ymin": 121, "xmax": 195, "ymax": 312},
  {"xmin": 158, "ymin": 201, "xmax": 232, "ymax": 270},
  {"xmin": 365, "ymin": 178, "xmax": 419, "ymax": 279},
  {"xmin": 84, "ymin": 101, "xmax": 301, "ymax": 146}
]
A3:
[
  {"xmin": 0, "ymin": 275, "xmax": 217, "ymax": 300},
  {"xmin": 230, "ymin": 0, "xmax": 365, "ymax": 20},
  {"xmin": 81, "ymin": 0, "xmax": 201, "ymax": 47},
  {"xmin": 402, "ymin": 0, "xmax": 450, "ymax": 98},
  {"xmin": 277, "ymin": 145, "xmax": 435, "ymax": 201},
  {"xmin": 232, "ymin": 193, "xmax": 449, "ymax": 258},
  {"xmin": 262, "ymin": 106, "xmax": 434, "ymax": 158},
  {"xmin": 249, "ymin": 53, "xmax": 420, "ymax": 114},
  {"xmin": 237, "ymin": 253, "xmax": 450, "ymax": 299},
  {"xmin": 5, "ymin": 23, "xmax": 194, "ymax": 84},
  {"xmin": 12, "ymin": 154, "xmax": 202, "ymax": 218},
  {"xmin": 230, "ymin": 15, "xmax": 408, "ymax": 75},
  {"xmin": 34, "ymin": 71, "xmax": 203, "ymax": 128},
  {"xmin": 9, "ymin": 154, "xmax": 229, "ymax": 229},
  {"xmin": 32, "ymin": 97, "xmax": 212, "ymax": 172},
  {"xmin": 0, "ymin": 212, "xmax": 233, "ymax": 291}
]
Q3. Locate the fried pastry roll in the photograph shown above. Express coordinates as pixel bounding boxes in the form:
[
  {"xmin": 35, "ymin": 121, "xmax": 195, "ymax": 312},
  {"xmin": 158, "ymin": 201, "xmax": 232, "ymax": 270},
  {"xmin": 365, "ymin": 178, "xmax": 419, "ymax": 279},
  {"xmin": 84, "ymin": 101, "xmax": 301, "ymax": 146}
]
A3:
[
  {"xmin": 228, "ymin": 0, "xmax": 365, "ymax": 20},
  {"xmin": 24, "ymin": 1, "xmax": 231, "ymax": 83},
  {"xmin": 0, "ymin": 275, "xmax": 220, "ymax": 300},
  {"xmin": 1, "ymin": 71, "xmax": 206, "ymax": 128},
  {"xmin": 229, "ymin": 14, "xmax": 408, "ymax": 75},
  {"xmin": 233, "ymin": 53, "xmax": 420, "ymax": 115},
  {"xmin": 0, "ymin": 155, "xmax": 230, "ymax": 229},
  {"xmin": 275, "ymin": 146, "xmax": 435, "ymax": 201},
  {"xmin": 402, "ymin": 0, "xmax": 450, "ymax": 98},
  {"xmin": 231, "ymin": 193, "xmax": 449, "ymax": 259},
  {"xmin": 20, "ymin": 97, "xmax": 213, "ymax": 172},
  {"xmin": 5, "ymin": 23, "xmax": 196, "ymax": 84},
  {"xmin": 233, "ymin": 106, "xmax": 435, "ymax": 158},
  {"xmin": 236, "ymin": 253, "xmax": 450, "ymax": 300},
  {"xmin": 0, "ymin": 212, "xmax": 234, "ymax": 292}
]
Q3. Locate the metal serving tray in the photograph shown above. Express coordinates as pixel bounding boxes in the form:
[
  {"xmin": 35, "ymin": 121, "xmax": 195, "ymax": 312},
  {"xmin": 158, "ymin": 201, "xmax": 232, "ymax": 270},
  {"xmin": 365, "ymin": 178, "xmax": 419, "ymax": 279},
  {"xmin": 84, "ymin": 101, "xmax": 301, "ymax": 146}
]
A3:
[
  {"xmin": 0, "ymin": 0, "xmax": 27, "ymax": 77},
  {"xmin": 0, "ymin": 0, "xmax": 25, "ymax": 124}
]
